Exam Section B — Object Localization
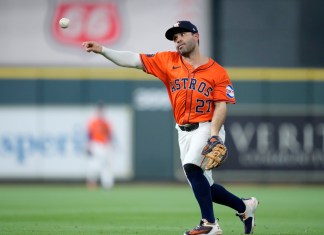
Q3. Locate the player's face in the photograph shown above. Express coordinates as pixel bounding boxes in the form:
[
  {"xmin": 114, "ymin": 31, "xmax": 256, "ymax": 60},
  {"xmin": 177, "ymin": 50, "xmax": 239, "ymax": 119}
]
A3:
[{"xmin": 173, "ymin": 32, "xmax": 198, "ymax": 56}]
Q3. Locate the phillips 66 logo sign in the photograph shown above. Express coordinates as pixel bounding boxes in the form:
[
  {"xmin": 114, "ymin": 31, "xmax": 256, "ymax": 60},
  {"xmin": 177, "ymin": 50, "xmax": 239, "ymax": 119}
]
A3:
[{"xmin": 51, "ymin": 1, "xmax": 122, "ymax": 46}]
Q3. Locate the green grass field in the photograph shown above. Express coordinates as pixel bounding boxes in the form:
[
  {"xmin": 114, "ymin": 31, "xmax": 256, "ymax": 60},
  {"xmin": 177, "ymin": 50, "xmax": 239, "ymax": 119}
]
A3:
[{"xmin": 0, "ymin": 183, "xmax": 323, "ymax": 235}]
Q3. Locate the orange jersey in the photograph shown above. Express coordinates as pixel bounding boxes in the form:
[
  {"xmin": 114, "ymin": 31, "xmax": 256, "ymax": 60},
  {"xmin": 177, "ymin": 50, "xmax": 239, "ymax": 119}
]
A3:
[
  {"xmin": 140, "ymin": 51, "xmax": 236, "ymax": 125},
  {"xmin": 88, "ymin": 117, "xmax": 111, "ymax": 143}
]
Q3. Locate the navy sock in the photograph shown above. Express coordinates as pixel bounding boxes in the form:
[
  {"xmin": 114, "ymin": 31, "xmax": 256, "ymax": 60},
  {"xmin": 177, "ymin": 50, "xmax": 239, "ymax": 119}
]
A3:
[
  {"xmin": 184, "ymin": 164, "xmax": 215, "ymax": 223},
  {"xmin": 211, "ymin": 183, "xmax": 246, "ymax": 213}
]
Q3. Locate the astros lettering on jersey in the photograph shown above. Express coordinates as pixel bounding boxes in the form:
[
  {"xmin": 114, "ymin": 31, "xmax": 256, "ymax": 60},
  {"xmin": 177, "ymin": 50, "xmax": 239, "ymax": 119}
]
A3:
[{"xmin": 140, "ymin": 51, "xmax": 236, "ymax": 125}]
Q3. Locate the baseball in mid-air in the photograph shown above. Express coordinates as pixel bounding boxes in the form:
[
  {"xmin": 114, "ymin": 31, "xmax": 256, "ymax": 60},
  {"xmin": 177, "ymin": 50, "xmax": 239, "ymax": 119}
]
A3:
[{"xmin": 59, "ymin": 18, "xmax": 70, "ymax": 28}]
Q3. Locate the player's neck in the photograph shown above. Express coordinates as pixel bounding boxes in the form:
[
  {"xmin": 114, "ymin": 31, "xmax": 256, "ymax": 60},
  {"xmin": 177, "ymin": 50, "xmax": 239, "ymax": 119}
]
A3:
[{"xmin": 182, "ymin": 50, "xmax": 209, "ymax": 69}]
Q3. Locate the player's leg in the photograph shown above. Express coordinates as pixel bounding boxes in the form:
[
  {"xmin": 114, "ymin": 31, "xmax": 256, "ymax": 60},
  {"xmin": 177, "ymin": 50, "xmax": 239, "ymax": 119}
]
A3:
[
  {"xmin": 211, "ymin": 183, "xmax": 245, "ymax": 211},
  {"xmin": 177, "ymin": 123, "xmax": 222, "ymax": 235},
  {"xmin": 208, "ymin": 126, "xmax": 245, "ymax": 212},
  {"xmin": 86, "ymin": 145, "xmax": 101, "ymax": 189},
  {"xmin": 178, "ymin": 123, "xmax": 215, "ymax": 222},
  {"xmin": 99, "ymin": 157, "xmax": 114, "ymax": 189},
  {"xmin": 100, "ymin": 168, "xmax": 114, "ymax": 189},
  {"xmin": 236, "ymin": 197, "xmax": 259, "ymax": 234},
  {"xmin": 208, "ymin": 127, "xmax": 258, "ymax": 234},
  {"xmin": 183, "ymin": 163, "xmax": 214, "ymax": 222},
  {"xmin": 98, "ymin": 145, "xmax": 114, "ymax": 189},
  {"xmin": 182, "ymin": 164, "xmax": 222, "ymax": 235},
  {"xmin": 211, "ymin": 184, "xmax": 258, "ymax": 234}
]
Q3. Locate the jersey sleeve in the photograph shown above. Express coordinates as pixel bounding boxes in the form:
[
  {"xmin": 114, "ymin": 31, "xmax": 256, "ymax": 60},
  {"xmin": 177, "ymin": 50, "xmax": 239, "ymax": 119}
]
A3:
[
  {"xmin": 140, "ymin": 52, "xmax": 170, "ymax": 83},
  {"xmin": 213, "ymin": 71, "xmax": 236, "ymax": 104}
]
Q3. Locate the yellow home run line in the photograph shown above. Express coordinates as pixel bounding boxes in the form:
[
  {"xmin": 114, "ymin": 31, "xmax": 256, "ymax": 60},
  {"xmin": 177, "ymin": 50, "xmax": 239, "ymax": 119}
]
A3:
[
  {"xmin": 0, "ymin": 67, "xmax": 324, "ymax": 81},
  {"xmin": 227, "ymin": 68, "xmax": 324, "ymax": 81},
  {"xmin": 0, "ymin": 67, "xmax": 154, "ymax": 80}
]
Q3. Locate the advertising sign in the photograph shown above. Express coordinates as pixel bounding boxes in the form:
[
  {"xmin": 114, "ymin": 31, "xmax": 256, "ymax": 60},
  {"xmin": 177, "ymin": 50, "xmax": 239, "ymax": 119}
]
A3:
[
  {"xmin": 224, "ymin": 115, "xmax": 324, "ymax": 170},
  {"xmin": 0, "ymin": 106, "xmax": 133, "ymax": 179}
]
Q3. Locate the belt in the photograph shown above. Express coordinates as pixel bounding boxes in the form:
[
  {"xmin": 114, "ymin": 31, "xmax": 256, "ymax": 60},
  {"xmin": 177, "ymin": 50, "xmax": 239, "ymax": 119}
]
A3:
[{"xmin": 178, "ymin": 123, "xmax": 199, "ymax": 132}]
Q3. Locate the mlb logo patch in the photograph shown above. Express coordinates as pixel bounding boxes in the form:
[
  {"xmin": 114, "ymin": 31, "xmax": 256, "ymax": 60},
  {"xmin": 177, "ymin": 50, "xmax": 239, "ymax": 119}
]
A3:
[{"xmin": 226, "ymin": 85, "xmax": 235, "ymax": 98}]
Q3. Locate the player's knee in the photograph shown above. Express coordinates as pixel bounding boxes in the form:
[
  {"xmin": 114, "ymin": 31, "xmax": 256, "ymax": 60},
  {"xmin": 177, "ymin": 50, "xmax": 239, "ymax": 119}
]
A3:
[{"xmin": 183, "ymin": 163, "xmax": 203, "ymax": 177}]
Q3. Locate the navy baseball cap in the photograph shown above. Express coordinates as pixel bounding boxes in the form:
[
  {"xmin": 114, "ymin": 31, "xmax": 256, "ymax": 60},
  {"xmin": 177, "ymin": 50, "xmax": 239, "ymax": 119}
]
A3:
[{"xmin": 165, "ymin": 21, "xmax": 198, "ymax": 41}]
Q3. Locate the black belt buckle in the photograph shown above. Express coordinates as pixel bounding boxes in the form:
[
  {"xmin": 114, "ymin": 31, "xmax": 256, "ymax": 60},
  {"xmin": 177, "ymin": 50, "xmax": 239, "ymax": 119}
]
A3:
[{"xmin": 179, "ymin": 123, "xmax": 199, "ymax": 132}]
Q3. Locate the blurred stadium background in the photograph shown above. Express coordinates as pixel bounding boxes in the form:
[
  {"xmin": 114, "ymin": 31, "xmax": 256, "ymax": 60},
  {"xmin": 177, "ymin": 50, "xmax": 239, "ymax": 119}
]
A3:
[{"xmin": 0, "ymin": 0, "xmax": 324, "ymax": 185}]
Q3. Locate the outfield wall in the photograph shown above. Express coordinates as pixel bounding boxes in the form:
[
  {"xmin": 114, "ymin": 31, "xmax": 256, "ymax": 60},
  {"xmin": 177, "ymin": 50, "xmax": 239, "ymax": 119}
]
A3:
[{"xmin": 1, "ymin": 68, "xmax": 324, "ymax": 183}]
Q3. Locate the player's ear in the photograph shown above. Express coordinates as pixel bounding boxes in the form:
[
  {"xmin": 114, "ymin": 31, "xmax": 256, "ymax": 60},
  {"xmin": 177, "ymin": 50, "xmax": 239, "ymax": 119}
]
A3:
[{"xmin": 193, "ymin": 33, "xmax": 200, "ymax": 45}]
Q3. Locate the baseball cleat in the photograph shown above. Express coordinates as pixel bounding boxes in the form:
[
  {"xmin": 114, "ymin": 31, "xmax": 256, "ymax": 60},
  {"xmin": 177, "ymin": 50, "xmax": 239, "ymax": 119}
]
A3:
[
  {"xmin": 184, "ymin": 218, "xmax": 222, "ymax": 235},
  {"xmin": 236, "ymin": 197, "xmax": 259, "ymax": 234}
]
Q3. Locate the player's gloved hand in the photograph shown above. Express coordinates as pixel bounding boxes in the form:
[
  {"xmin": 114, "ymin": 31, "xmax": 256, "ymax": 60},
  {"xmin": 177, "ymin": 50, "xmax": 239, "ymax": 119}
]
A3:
[{"xmin": 201, "ymin": 135, "xmax": 228, "ymax": 170}]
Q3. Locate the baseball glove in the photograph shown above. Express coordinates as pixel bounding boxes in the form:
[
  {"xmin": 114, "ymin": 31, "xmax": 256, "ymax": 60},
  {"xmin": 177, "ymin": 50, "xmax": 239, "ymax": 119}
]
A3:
[{"xmin": 201, "ymin": 135, "xmax": 228, "ymax": 170}]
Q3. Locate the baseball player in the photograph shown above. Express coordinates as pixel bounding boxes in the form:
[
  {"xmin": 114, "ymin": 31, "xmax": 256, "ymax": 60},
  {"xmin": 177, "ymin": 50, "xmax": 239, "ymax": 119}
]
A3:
[
  {"xmin": 82, "ymin": 21, "xmax": 258, "ymax": 234},
  {"xmin": 86, "ymin": 102, "xmax": 114, "ymax": 190}
]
